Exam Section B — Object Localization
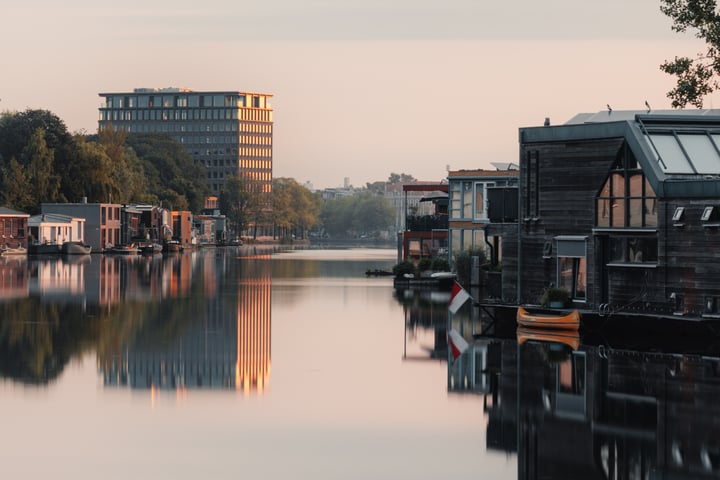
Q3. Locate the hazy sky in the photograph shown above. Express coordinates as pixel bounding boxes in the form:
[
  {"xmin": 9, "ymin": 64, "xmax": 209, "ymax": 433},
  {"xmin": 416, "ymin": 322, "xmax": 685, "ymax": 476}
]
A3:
[{"xmin": 2, "ymin": 1, "xmax": 714, "ymax": 188}]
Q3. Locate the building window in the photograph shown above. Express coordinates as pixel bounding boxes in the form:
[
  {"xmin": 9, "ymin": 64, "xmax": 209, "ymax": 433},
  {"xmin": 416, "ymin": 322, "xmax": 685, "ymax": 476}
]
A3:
[
  {"xmin": 559, "ymin": 257, "xmax": 586, "ymax": 300},
  {"xmin": 523, "ymin": 150, "xmax": 540, "ymax": 219},
  {"xmin": 556, "ymin": 237, "xmax": 587, "ymax": 301},
  {"xmin": 608, "ymin": 235, "xmax": 658, "ymax": 264},
  {"xmin": 596, "ymin": 147, "xmax": 657, "ymax": 228},
  {"xmin": 473, "ymin": 182, "xmax": 495, "ymax": 221}
]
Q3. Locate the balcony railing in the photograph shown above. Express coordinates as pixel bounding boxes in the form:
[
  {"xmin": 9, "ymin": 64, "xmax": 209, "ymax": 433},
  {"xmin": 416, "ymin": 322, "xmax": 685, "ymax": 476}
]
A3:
[{"xmin": 405, "ymin": 215, "xmax": 448, "ymax": 232}]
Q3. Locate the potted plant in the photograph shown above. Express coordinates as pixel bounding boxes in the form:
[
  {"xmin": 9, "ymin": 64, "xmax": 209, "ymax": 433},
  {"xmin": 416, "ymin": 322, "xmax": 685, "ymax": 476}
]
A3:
[{"xmin": 540, "ymin": 287, "xmax": 570, "ymax": 308}]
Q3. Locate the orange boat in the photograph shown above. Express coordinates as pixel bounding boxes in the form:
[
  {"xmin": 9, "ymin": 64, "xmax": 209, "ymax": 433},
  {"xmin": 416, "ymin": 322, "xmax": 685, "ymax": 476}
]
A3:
[
  {"xmin": 516, "ymin": 306, "xmax": 580, "ymax": 330},
  {"xmin": 516, "ymin": 326, "xmax": 580, "ymax": 350}
]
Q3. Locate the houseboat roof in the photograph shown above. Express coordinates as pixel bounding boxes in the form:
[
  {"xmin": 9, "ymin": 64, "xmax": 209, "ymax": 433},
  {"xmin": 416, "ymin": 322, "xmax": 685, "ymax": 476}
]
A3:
[
  {"xmin": 0, "ymin": 207, "xmax": 30, "ymax": 217},
  {"xmin": 28, "ymin": 213, "xmax": 83, "ymax": 225},
  {"xmin": 520, "ymin": 110, "xmax": 720, "ymax": 198}
]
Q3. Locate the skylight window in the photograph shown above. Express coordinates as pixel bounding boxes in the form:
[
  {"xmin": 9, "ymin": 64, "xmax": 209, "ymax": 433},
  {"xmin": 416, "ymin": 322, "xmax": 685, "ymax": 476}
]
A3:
[{"xmin": 646, "ymin": 131, "xmax": 720, "ymax": 175}]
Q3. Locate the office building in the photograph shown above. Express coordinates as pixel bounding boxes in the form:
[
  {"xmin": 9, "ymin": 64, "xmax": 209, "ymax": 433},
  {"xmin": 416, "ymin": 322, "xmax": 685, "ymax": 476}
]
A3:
[{"xmin": 98, "ymin": 88, "xmax": 273, "ymax": 195}]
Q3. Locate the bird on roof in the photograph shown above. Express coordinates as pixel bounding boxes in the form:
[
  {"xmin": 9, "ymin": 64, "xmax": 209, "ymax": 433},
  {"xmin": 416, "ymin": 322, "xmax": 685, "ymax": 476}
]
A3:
[
  {"xmin": 607, "ymin": 104, "xmax": 612, "ymax": 112},
  {"xmin": 645, "ymin": 100, "xmax": 651, "ymax": 112}
]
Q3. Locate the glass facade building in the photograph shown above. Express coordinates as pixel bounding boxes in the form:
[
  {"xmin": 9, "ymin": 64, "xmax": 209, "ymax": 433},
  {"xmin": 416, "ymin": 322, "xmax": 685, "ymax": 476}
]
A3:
[{"xmin": 98, "ymin": 87, "xmax": 273, "ymax": 195}]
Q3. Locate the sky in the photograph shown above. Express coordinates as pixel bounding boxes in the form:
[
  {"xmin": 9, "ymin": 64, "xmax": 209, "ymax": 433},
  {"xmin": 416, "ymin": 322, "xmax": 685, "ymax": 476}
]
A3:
[{"xmin": 2, "ymin": 0, "xmax": 716, "ymax": 189}]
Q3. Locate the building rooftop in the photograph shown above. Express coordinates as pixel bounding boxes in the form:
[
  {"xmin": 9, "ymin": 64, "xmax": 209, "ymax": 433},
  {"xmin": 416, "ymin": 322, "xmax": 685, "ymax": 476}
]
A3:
[{"xmin": 522, "ymin": 109, "xmax": 720, "ymax": 198}]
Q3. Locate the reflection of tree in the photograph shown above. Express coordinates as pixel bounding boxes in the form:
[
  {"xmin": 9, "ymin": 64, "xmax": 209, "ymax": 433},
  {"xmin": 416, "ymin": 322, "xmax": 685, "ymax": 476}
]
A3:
[
  {"xmin": 0, "ymin": 299, "xmax": 100, "ymax": 384},
  {"xmin": 0, "ymin": 261, "xmax": 215, "ymax": 384}
]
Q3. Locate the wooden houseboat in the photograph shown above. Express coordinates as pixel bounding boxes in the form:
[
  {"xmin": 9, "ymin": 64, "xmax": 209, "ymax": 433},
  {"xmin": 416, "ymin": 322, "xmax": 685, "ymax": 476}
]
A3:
[
  {"xmin": 485, "ymin": 109, "xmax": 720, "ymax": 325},
  {"xmin": 398, "ymin": 183, "xmax": 449, "ymax": 262}
]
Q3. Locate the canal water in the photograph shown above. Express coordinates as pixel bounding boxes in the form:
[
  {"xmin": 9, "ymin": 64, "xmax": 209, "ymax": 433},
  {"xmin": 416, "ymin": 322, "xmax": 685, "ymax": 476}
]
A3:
[{"xmin": 1, "ymin": 247, "xmax": 719, "ymax": 479}]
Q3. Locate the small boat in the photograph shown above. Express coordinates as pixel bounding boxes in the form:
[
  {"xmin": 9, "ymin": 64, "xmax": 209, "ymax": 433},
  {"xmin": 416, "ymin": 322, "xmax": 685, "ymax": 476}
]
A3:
[
  {"xmin": 163, "ymin": 240, "xmax": 183, "ymax": 253},
  {"xmin": 140, "ymin": 242, "xmax": 163, "ymax": 255},
  {"xmin": 106, "ymin": 244, "xmax": 140, "ymax": 255},
  {"xmin": 0, "ymin": 246, "xmax": 27, "ymax": 256},
  {"xmin": 62, "ymin": 241, "xmax": 91, "ymax": 255},
  {"xmin": 516, "ymin": 326, "xmax": 580, "ymax": 350},
  {"xmin": 516, "ymin": 306, "xmax": 581, "ymax": 330}
]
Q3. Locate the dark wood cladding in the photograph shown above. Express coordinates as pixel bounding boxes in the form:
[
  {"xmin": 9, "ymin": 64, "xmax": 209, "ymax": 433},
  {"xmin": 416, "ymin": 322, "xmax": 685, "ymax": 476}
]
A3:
[{"xmin": 513, "ymin": 139, "xmax": 621, "ymax": 308}]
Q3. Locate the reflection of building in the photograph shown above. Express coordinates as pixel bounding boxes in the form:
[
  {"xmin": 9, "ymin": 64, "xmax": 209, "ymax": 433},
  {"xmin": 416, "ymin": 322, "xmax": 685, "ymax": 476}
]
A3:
[
  {"xmin": 27, "ymin": 256, "xmax": 121, "ymax": 307},
  {"xmin": 101, "ymin": 251, "xmax": 272, "ymax": 393},
  {"xmin": 0, "ymin": 257, "xmax": 28, "ymax": 300},
  {"xmin": 397, "ymin": 288, "xmax": 450, "ymax": 361},
  {"xmin": 476, "ymin": 333, "xmax": 720, "ymax": 478}
]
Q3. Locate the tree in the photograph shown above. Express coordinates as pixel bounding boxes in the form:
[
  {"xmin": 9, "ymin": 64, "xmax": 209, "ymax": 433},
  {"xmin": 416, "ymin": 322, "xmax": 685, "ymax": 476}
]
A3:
[
  {"xmin": 0, "ymin": 109, "xmax": 73, "ymax": 169},
  {"xmin": 365, "ymin": 181, "xmax": 386, "ymax": 194},
  {"xmin": 22, "ymin": 128, "xmax": 63, "ymax": 209},
  {"xmin": 219, "ymin": 175, "xmax": 257, "ymax": 239},
  {"xmin": 660, "ymin": 0, "xmax": 720, "ymax": 107},
  {"xmin": 0, "ymin": 157, "xmax": 33, "ymax": 211},
  {"xmin": 271, "ymin": 178, "xmax": 320, "ymax": 240},
  {"xmin": 388, "ymin": 172, "xmax": 416, "ymax": 185},
  {"xmin": 125, "ymin": 133, "xmax": 208, "ymax": 212},
  {"xmin": 320, "ymin": 193, "xmax": 393, "ymax": 238}
]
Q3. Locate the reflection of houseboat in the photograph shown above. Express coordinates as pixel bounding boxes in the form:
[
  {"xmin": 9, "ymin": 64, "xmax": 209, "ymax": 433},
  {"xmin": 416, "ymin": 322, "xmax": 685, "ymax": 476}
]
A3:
[
  {"xmin": 163, "ymin": 240, "xmax": 183, "ymax": 253},
  {"xmin": 479, "ymin": 332, "xmax": 720, "ymax": 478},
  {"xmin": 482, "ymin": 110, "xmax": 720, "ymax": 325}
]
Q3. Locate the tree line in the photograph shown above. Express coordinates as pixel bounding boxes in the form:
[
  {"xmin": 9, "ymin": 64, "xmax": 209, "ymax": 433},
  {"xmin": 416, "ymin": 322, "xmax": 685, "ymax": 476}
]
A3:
[
  {"xmin": 0, "ymin": 109, "xmax": 401, "ymax": 240},
  {"xmin": 0, "ymin": 109, "xmax": 207, "ymax": 213}
]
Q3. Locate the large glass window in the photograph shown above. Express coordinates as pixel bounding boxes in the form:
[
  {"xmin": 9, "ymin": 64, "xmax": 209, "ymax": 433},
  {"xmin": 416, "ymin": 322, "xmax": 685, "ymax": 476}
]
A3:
[
  {"xmin": 462, "ymin": 183, "xmax": 473, "ymax": 218},
  {"xmin": 596, "ymin": 148, "xmax": 657, "ymax": 228},
  {"xmin": 609, "ymin": 236, "xmax": 657, "ymax": 263},
  {"xmin": 556, "ymin": 238, "xmax": 586, "ymax": 301},
  {"xmin": 449, "ymin": 182, "xmax": 462, "ymax": 219},
  {"xmin": 473, "ymin": 182, "xmax": 495, "ymax": 220},
  {"xmin": 559, "ymin": 257, "xmax": 586, "ymax": 300}
]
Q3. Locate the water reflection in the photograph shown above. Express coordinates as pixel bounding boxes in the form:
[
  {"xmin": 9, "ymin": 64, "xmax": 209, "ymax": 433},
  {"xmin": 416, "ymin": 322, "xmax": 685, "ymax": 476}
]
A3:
[
  {"xmin": 470, "ymin": 331, "xmax": 720, "ymax": 478},
  {"xmin": 392, "ymin": 283, "xmax": 720, "ymax": 478},
  {"xmin": 0, "ymin": 248, "xmax": 275, "ymax": 391}
]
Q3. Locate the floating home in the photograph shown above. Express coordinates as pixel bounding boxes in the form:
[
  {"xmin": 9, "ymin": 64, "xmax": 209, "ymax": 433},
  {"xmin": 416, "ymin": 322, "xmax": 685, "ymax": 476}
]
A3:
[{"xmin": 490, "ymin": 110, "xmax": 720, "ymax": 322}]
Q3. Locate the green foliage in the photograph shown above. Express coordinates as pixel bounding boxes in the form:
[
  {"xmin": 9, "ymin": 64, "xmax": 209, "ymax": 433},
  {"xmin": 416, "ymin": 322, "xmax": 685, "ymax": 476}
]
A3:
[
  {"xmin": 454, "ymin": 247, "xmax": 486, "ymax": 285},
  {"xmin": 418, "ymin": 257, "xmax": 433, "ymax": 272},
  {"xmin": 431, "ymin": 257, "xmax": 450, "ymax": 272},
  {"xmin": 392, "ymin": 260, "xmax": 416, "ymax": 278},
  {"xmin": 220, "ymin": 175, "xmax": 256, "ymax": 237},
  {"xmin": 320, "ymin": 192, "xmax": 394, "ymax": 238},
  {"xmin": 540, "ymin": 287, "xmax": 570, "ymax": 307},
  {"xmin": 125, "ymin": 133, "xmax": 208, "ymax": 212},
  {"xmin": 272, "ymin": 177, "xmax": 321, "ymax": 240},
  {"xmin": 387, "ymin": 172, "xmax": 416, "ymax": 185},
  {"xmin": 660, "ymin": 0, "xmax": 720, "ymax": 107}
]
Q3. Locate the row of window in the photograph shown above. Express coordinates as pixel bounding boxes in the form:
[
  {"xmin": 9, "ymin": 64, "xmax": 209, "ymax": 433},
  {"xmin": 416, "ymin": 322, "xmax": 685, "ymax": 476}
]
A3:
[
  {"xmin": 449, "ymin": 181, "xmax": 494, "ymax": 220},
  {"xmin": 104, "ymin": 94, "xmax": 268, "ymax": 110},
  {"xmin": 202, "ymin": 159, "xmax": 271, "ymax": 169},
  {"xmin": 101, "ymin": 108, "xmax": 272, "ymax": 123},
  {"xmin": 191, "ymin": 147, "xmax": 271, "ymax": 158},
  {"xmin": 176, "ymin": 136, "xmax": 271, "ymax": 147},
  {"xmin": 102, "ymin": 121, "xmax": 272, "ymax": 136}
]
